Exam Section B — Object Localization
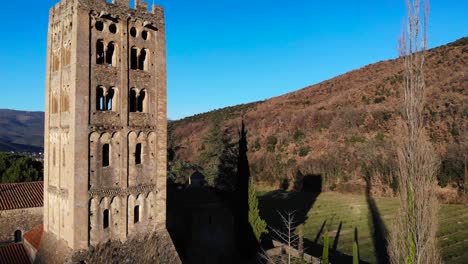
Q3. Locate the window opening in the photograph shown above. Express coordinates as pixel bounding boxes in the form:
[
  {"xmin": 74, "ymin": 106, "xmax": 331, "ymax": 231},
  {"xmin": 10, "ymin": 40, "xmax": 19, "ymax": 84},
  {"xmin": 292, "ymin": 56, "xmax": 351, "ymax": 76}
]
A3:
[
  {"xmin": 135, "ymin": 143, "xmax": 142, "ymax": 164},
  {"xmin": 102, "ymin": 144, "xmax": 110, "ymax": 167},
  {"xmin": 137, "ymin": 90, "xmax": 146, "ymax": 112},
  {"xmin": 14, "ymin": 230, "xmax": 22, "ymax": 243},
  {"xmin": 106, "ymin": 42, "xmax": 115, "ymax": 66},
  {"xmin": 141, "ymin": 30, "xmax": 149, "ymax": 40},
  {"xmin": 96, "ymin": 87, "xmax": 105, "ymax": 111},
  {"xmin": 130, "ymin": 27, "xmax": 137, "ymax": 38},
  {"xmin": 134, "ymin": 206, "xmax": 140, "ymax": 223},
  {"xmin": 138, "ymin": 49, "xmax": 147, "ymax": 70},
  {"xmin": 95, "ymin": 21, "xmax": 104, "ymax": 31},
  {"xmin": 96, "ymin": 40, "xmax": 105, "ymax": 64},
  {"xmin": 103, "ymin": 209, "xmax": 109, "ymax": 229},
  {"xmin": 109, "ymin": 24, "xmax": 117, "ymax": 34},
  {"xmin": 106, "ymin": 88, "xmax": 115, "ymax": 111},
  {"xmin": 129, "ymin": 89, "xmax": 137, "ymax": 112},
  {"xmin": 130, "ymin": 47, "xmax": 138, "ymax": 70}
]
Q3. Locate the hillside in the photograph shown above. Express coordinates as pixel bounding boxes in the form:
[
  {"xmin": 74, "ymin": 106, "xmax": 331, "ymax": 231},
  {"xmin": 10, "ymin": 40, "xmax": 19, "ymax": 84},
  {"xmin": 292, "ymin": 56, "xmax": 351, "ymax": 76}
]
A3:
[
  {"xmin": 169, "ymin": 37, "xmax": 467, "ymax": 192},
  {"xmin": 0, "ymin": 109, "xmax": 44, "ymax": 153}
]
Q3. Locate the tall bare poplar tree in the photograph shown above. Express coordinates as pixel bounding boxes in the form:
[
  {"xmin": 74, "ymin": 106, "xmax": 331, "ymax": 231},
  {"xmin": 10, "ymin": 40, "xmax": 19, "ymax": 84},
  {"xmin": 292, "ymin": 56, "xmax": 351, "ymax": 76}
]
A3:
[{"xmin": 389, "ymin": 1, "xmax": 441, "ymax": 263}]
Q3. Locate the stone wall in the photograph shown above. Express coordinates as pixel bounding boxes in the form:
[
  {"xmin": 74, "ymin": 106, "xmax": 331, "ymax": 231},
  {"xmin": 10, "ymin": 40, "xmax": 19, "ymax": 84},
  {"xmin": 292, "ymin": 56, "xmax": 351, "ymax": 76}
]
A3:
[
  {"xmin": 0, "ymin": 207, "xmax": 43, "ymax": 244},
  {"xmin": 35, "ymin": 227, "xmax": 180, "ymax": 264},
  {"xmin": 73, "ymin": 229, "xmax": 180, "ymax": 264}
]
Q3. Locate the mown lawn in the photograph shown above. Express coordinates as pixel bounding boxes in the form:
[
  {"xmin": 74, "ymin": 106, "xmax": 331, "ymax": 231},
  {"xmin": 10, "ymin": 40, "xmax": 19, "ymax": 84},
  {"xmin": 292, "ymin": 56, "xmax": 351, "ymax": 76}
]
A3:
[{"xmin": 258, "ymin": 191, "xmax": 468, "ymax": 264}]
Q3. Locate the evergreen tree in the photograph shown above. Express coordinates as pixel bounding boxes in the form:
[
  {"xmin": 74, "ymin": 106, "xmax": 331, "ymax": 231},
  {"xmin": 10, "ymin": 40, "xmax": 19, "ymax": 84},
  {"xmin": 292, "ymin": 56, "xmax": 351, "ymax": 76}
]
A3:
[
  {"xmin": 248, "ymin": 177, "xmax": 267, "ymax": 241},
  {"xmin": 353, "ymin": 241, "xmax": 359, "ymax": 264},
  {"xmin": 198, "ymin": 119, "xmax": 223, "ymax": 186},
  {"xmin": 0, "ymin": 153, "xmax": 43, "ymax": 183}
]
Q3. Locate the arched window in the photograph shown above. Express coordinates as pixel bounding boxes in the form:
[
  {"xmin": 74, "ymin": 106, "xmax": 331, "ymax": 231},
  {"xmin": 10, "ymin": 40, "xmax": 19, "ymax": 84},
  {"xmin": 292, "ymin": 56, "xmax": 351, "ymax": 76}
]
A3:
[
  {"xmin": 129, "ymin": 89, "xmax": 147, "ymax": 113},
  {"xmin": 95, "ymin": 21, "xmax": 104, "ymax": 31},
  {"xmin": 103, "ymin": 209, "xmax": 109, "ymax": 229},
  {"xmin": 106, "ymin": 42, "xmax": 116, "ymax": 66},
  {"xmin": 134, "ymin": 206, "xmax": 140, "ymax": 223},
  {"xmin": 102, "ymin": 144, "xmax": 110, "ymax": 167},
  {"xmin": 109, "ymin": 24, "xmax": 117, "ymax": 34},
  {"xmin": 137, "ymin": 89, "xmax": 146, "ymax": 112},
  {"xmin": 96, "ymin": 40, "xmax": 105, "ymax": 64},
  {"xmin": 106, "ymin": 88, "xmax": 115, "ymax": 111},
  {"xmin": 141, "ymin": 30, "xmax": 149, "ymax": 40},
  {"xmin": 96, "ymin": 87, "xmax": 105, "ymax": 111},
  {"xmin": 129, "ymin": 89, "xmax": 137, "ymax": 112},
  {"xmin": 130, "ymin": 47, "xmax": 138, "ymax": 70},
  {"xmin": 138, "ymin": 49, "xmax": 147, "ymax": 71},
  {"xmin": 14, "ymin": 230, "xmax": 22, "ymax": 243},
  {"xmin": 130, "ymin": 27, "xmax": 137, "ymax": 38},
  {"xmin": 135, "ymin": 143, "xmax": 142, "ymax": 165}
]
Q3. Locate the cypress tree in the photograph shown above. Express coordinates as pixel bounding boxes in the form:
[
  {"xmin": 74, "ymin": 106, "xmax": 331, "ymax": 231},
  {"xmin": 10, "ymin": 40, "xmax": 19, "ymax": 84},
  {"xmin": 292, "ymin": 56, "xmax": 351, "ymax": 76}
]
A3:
[
  {"xmin": 322, "ymin": 228, "xmax": 329, "ymax": 264},
  {"xmin": 353, "ymin": 240, "xmax": 359, "ymax": 264},
  {"xmin": 248, "ymin": 177, "xmax": 267, "ymax": 241}
]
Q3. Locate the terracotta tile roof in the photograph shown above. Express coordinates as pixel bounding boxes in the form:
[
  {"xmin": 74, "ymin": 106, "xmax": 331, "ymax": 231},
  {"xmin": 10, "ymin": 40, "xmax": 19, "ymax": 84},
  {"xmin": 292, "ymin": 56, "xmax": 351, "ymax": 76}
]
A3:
[
  {"xmin": 0, "ymin": 182, "xmax": 43, "ymax": 210},
  {"xmin": 0, "ymin": 243, "xmax": 31, "ymax": 264},
  {"xmin": 23, "ymin": 225, "xmax": 43, "ymax": 250}
]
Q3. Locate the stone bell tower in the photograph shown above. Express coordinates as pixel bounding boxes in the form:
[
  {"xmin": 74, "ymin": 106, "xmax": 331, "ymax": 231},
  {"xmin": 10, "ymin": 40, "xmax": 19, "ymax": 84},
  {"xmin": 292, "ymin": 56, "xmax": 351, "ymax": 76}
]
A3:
[{"xmin": 42, "ymin": 0, "xmax": 178, "ymax": 261}]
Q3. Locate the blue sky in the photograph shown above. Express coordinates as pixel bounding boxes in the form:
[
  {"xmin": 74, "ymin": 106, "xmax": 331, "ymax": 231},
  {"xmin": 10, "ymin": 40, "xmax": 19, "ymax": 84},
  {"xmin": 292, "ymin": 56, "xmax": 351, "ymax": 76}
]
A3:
[{"xmin": 0, "ymin": 0, "xmax": 466, "ymax": 120}]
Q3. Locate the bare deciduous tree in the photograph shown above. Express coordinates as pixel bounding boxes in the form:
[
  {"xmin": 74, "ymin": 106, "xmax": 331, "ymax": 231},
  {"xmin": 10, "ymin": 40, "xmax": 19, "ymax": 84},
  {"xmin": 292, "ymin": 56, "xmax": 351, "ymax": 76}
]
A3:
[
  {"xmin": 259, "ymin": 211, "xmax": 301, "ymax": 264},
  {"xmin": 389, "ymin": 0, "xmax": 441, "ymax": 263}
]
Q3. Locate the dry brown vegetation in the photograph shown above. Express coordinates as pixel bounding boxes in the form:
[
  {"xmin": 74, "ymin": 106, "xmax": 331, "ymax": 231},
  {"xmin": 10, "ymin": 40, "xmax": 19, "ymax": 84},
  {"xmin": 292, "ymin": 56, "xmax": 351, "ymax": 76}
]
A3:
[{"xmin": 169, "ymin": 37, "xmax": 467, "ymax": 196}]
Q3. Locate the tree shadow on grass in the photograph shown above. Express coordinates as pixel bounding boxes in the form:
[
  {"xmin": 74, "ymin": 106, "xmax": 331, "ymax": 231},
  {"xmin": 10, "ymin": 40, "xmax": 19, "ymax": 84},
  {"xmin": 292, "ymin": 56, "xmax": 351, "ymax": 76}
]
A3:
[
  {"xmin": 365, "ymin": 175, "xmax": 390, "ymax": 264},
  {"xmin": 258, "ymin": 190, "xmax": 320, "ymax": 230}
]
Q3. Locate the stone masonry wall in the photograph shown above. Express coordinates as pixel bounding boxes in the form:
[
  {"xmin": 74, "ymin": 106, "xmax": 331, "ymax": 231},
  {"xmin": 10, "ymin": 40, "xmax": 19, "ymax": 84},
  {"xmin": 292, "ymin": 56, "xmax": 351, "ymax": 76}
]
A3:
[{"xmin": 0, "ymin": 207, "xmax": 43, "ymax": 244}]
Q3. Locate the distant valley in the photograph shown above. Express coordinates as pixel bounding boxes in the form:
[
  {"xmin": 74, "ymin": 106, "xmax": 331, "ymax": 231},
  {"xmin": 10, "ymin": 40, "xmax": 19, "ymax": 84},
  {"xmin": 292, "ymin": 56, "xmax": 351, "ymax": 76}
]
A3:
[{"xmin": 0, "ymin": 109, "xmax": 44, "ymax": 153}]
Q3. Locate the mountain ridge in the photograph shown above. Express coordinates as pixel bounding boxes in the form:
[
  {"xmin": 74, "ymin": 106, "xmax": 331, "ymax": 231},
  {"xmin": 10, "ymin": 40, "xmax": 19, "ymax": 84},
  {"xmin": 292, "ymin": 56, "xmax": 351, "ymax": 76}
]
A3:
[{"xmin": 169, "ymin": 37, "xmax": 467, "ymax": 189}]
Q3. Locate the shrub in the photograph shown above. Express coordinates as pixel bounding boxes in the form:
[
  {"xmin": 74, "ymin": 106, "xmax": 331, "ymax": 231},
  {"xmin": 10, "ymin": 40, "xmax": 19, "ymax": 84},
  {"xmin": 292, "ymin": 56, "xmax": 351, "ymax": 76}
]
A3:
[
  {"xmin": 375, "ymin": 132, "xmax": 385, "ymax": 142},
  {"xmin": 252, "ymin": 138, "xmax": 261, "ymax": 151},
  {"xmin": 293, "ymin": 130, "xmax": 305, "ymax": 143},
  {"xmin": 266, "ymin": 136, "xmax": 278, "ymax": 152},
  {"xmin": 348, "ymin": 135, "xmax": 366, "ymax": 144},
  {"xmin": 279, "ymin": 178, "xmax": 289, "ymax": 190},
  {"xmin": 450, "ymin": 124, "xmax": 460, "ymax": 136},
  {"xmin": 374, "ymin": 96, "xmax": 386, "ymax": 103},
  {"xmin": 439, "ymin": 159, "xmax": 464, "ymax": 187},
  {"xmin": 298, "ymin": 146, "xmax": 310, "ymax": 157},
  {"xmin": 361, "ymin": 96, "xmax": 370, "ymax": 104}
]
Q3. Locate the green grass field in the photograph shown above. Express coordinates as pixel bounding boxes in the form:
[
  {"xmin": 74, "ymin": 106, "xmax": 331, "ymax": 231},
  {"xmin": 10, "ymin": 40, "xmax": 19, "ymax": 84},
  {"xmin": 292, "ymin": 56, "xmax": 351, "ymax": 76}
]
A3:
[{"xmin": 258, "ymin": 191, "xmax": 468, "ymax": 264}]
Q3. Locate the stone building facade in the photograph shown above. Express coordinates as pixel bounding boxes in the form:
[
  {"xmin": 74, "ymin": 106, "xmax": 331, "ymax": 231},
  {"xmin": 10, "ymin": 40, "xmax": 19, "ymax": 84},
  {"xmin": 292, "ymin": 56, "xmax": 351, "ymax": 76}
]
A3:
[
  {"xmin": 43, "ymin": 0, "xmax": 176, "ymax": 259},
  {"xmin": 0, "ymin": 182, "xmax": 43, "ymax": 246}
]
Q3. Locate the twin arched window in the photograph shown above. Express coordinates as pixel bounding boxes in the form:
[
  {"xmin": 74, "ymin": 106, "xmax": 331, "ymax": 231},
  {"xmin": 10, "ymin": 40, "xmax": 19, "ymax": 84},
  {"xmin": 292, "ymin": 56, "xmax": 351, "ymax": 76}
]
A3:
[
  {"xmin": 130, "ymin": 47, "xmax": 148, "ymax": 71},
  {"xmin": 96, "ymin": 86, "xmax": 117, "ymax": 111},
  {"xmin": 97, "ymin": 40, "xmax": 117, "ymax": 67},
  {"xmin": 96, "ymin": 86, "xmax": 149, "ymax": 113},
  {"xmin": 129, "ymin": 88, "xmax": 147, "ymax": 113}
]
